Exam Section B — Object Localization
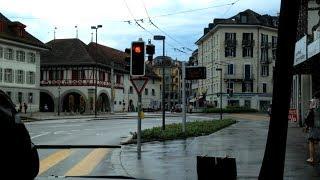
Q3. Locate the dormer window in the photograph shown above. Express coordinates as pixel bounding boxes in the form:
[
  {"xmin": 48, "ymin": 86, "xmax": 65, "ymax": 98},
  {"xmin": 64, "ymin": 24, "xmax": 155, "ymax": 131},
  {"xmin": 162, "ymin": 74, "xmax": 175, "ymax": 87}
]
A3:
[
  {"xmin": 241, "ymin": 15, "xmax": 248, "ymax": 23},
  {"xmin": 9, "ymin": 21, "xmax": 26, "ymax": 37}
]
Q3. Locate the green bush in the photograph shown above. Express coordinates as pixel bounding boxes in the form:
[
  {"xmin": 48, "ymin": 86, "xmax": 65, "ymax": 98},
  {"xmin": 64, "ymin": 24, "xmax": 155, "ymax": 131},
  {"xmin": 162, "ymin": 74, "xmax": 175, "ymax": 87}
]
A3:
[
  {"xmin": 203, "ymin": 106, "xmax": 258, "ymax": 113},
  {"xmin": 129, "ymin": 119, "xmax": 236, "ymax": 143}
]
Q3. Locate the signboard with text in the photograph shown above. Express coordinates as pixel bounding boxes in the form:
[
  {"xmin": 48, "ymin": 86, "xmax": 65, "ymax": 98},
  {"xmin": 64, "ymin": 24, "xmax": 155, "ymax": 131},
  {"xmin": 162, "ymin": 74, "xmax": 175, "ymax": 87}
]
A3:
[
  {"xmin": 288, "ymin": 109, "xmax": 298, "ymax": 122},
  {"xmin": 294, "ymin": 35, "xmax": 307, "ymax": 66},
  {"xmin": 185, "ymin": 66, "xmax": 206, "ymax": 80}
]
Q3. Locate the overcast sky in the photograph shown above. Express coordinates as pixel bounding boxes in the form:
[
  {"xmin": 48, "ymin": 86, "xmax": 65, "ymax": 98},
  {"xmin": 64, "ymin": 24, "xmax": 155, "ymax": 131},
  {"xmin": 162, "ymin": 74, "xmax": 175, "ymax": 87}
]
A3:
[{"xmin": 0, "ymin": 0, "xmax": 280, "ymax": 61}]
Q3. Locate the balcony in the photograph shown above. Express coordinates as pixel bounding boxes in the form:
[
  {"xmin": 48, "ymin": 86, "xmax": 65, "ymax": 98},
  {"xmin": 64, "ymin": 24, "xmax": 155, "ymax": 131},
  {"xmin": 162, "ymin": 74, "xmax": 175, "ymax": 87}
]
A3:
[
  {"xmin": 261, "ymin": 42, "xmax": 272, "ymax": 48},
  {"xmin": 224, "ymin": 73, "xmax": 254, "ymax": 81},
  {"xmin": 40, "ymin": 79, "xmax": 123, "ymax": 89},
  {"xmin": 242, "ymin": 39, "xmax": 255, "ymax": 47},
  {"xmin": 260, "ymin": 58, "xmax": 272, "ymax": 64},
  {"xmin": 225, "ymin": 39, "xmax": 237, "ymax": 47}
]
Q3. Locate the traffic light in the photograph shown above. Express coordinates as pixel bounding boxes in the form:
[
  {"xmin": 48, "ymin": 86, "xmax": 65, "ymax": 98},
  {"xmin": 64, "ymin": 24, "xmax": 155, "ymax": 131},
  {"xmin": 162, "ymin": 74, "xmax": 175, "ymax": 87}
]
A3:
[
  {"xmin": 146, "ymin": 40, "xmax": 155, "ymax": 62},
  {"xmin": 131, "ymin": 41, "xmax": 145, "ymax": 76},
  {"xmin": 124, "ymin": 48, "xmax": 131, "ymax": 71}
]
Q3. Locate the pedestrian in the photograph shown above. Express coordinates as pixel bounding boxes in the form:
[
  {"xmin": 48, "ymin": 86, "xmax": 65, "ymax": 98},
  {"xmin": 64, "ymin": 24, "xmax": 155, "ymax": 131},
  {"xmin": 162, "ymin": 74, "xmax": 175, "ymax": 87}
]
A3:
[
  {"xmin": 44, "ymin": 104, "xmax": 48, "ymax": 112},
  {"xmin": 306, "ymin": 97, "xmax": 320, "ymax": 164},
  {"xmin": 23, "ymin": 102, "xmax": 28, "ymax": 114},
  {"xmin": 189, "ymin": 104, "xmax": 193, "ymax": 114},
  {"xmin": 267, "ymin": 104, "xmax": 272, "ymax": 116}
]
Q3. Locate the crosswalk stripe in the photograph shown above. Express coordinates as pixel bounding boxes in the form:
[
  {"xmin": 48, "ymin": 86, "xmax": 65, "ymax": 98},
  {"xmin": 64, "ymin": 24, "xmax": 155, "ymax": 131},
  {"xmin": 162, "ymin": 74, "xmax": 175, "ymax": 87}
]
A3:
[
  {"xmin": 39, "ymin": 149, "xmax": 74, "ymax": 175},
  {"xmin": 64, "ymin": 148, "xmax": 110, "ymax": 176}
]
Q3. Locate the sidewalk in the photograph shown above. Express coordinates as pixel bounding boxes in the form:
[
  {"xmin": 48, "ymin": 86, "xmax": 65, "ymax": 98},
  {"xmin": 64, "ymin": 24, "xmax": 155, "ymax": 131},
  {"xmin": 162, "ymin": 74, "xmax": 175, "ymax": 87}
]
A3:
[
  {"xmin": 103, "ymin": 120, "xmax": 320, "ymax": 179},
  {"xmin": 20, "ymin": 111, "xmax": 183, "ymax": 121}
]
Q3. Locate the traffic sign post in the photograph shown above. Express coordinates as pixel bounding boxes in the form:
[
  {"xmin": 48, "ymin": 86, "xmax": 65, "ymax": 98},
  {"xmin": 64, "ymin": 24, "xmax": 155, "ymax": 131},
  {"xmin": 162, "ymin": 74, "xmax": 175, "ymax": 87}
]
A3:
[{"xmin": 130, "ymin": 76, "xmax": 149, "ymax": 159}]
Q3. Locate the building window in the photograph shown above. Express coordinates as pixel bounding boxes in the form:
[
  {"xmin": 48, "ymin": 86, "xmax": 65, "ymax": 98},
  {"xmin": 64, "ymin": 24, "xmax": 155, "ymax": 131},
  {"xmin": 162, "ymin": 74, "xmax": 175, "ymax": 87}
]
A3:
[
  {"xmin": 116, "ymin": 75, "xmax": 121, "ymax": 84},
  {"xmin": 272, "ymin": 36, "xmax": 277, "ymax": 48},
  {"xmin": 16, "ymin": 50, "xmax": 25, "ymax": 62},
  {"xmin": 261, "ymin": 48, "xmax": 268, "ymax": 61},
  {"xmin": 227, "ymin": 81, "xmax": 234, "ymax": 93},
  {"xmin": 0, "ymin": 68, "xmax": 2, "ymax": 82},
  {"xmin": 261, "ymin": 34, "xmax": 268, "ymax": 44},
  {"xmin": 240, "ymin": 15, "xmax": 247, "ymax": 23},
  {"xmin": 242, "ymin": 82, "xmax": 253, "ymax": 92},
  {"xmin": 18, "ymin": 92, "xmax": 23, "ymax": 103},
  {"xmin": 26, "ymin": 71, "xmax": 35, "ymax": 84},
  {"xmin": 16, "ymin": 70, "xmax": 24, "ymax": 84},
  {"xmin": 263, "ymin": 83, "xmax": 267, "ymax": 93},
  {"xmin": 4, "ymin": 69, "xmax": 13, "ymax": 83},
  {"xmin": 28, "ymin": 52, "xmax": 35, "ymax": 63},
  {"xmin": 4, "ymin": 48, "xmax": 13, "ymax": 60},
  {"xmin": 6, "ymin": 91, "xmax": 12, "ymax": 100},
  {"xmin": 261, "ymin": 65, "xmax": 269, "ymax": 76},
  {"xmin": 243, "ymin": 47, "xmax": 253, "ymax": 57},
  {"xmin": 145, "ymin": 88, "xmax": 148, "ymax": 95},
  {"xmin": 225, "ymin": 47, "xmax": 236, "ymax": 57},
  {"xmin": 0, "ymin": 46, "xmax": 3, "ymax": 58},
  {"xmin": 152, "ymin": 89, "xmax": 155, "ymax": 96},
  {"xmin": 227, "ymin": 64, "xmax": 234, "ymax": 75},
  {"xmin": 28, "ymin": 93, "xmax": 33, "ymax": 103},
  {"xmin": 272, "ymin": 49, "xmax": 276, "ymax": 60},
  {"xmin": 80, "ymin": 70, "xmax": 86, "ymax": 80},
  {"xmin": 129, "ymin": 86, "xmax": 133, "ymax": 94}
]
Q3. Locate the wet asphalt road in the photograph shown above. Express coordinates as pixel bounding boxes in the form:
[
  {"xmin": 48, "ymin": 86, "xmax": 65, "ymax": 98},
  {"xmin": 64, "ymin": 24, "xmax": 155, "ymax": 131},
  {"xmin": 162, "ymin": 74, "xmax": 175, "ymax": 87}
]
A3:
[{"xmin": 26, "ymin": 114, "xmax": 217, "ymax": 178}]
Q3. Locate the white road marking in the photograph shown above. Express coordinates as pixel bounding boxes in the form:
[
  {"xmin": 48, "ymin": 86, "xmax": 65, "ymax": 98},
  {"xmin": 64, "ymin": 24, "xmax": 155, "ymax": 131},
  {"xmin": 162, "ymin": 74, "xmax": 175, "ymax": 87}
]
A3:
[
  {"xmin": 31, "ymin": 132, "xmax": 50, "ymax": 139},
  {"xmin": 47, "ymin": 124, "xmax": 82, "ymax": 128}
]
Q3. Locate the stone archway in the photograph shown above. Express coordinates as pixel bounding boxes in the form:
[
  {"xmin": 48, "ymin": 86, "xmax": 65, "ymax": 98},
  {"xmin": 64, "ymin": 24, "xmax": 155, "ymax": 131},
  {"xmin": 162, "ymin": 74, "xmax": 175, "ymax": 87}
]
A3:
[
  {"xmin": 98, "ymin": 93, "xmax": 110, "ymax": 112},
  {"xmin": 40, "ymin": 92, "xmax": 54, "ymax": 112},
  {"xmin": 62, "ymin": 92, "xmax": 86, "ymax": 114}
]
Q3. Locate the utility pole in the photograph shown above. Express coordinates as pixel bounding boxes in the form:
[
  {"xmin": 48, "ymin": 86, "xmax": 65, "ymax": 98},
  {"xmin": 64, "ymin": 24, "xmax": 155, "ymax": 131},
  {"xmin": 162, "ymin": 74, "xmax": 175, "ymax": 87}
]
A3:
[
  {"xmin": 182, "ymin": 62, "xmax": 186, "ymax": 132},
  {"xmin": 259, "ymin": 0, "xmax": 300, "ymax": 179}
]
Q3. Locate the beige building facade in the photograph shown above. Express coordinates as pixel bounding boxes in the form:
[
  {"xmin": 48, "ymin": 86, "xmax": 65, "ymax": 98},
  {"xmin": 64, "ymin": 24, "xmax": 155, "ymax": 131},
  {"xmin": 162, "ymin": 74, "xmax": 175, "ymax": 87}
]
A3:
[{"xmin": 195, "ymin": 9, "xmax": 278, "ymax": 111}]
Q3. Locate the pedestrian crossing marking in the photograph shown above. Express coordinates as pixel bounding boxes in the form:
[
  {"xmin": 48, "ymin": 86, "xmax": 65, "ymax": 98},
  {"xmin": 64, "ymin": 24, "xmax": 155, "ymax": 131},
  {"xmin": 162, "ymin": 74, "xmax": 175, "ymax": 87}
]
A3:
[
  {"xmin": 39, "ymin": 149, "xmax": 74, "ymax": 175},
  {"xmin": 64, "ymin": 148, "xmax": 110, "ymax": 176}
]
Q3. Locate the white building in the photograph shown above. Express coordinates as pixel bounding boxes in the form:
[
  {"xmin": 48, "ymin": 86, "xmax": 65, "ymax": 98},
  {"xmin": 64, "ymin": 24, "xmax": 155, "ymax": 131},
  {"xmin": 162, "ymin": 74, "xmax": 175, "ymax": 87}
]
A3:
[
  {"xmin": 0, "ymin": 13, "xmax": 48, "ymax": 112},
  {"xmin": 194, "ymin": 9, "xmax": 278, "ymax": 111}
]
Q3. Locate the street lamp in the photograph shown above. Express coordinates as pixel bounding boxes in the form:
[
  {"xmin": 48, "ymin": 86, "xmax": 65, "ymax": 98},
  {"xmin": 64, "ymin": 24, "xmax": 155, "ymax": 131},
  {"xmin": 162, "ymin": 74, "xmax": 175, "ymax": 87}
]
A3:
[
  {"xmin": 91, "ymin": 25, "xmax": 102, "ymax": 118},
  {"xmin": 153, "ymin": 35, "xmax": 166, "ymax": 130},
  {"xmin": 216, "ymin": 68, "xmax": 223, "ymax": 120}
]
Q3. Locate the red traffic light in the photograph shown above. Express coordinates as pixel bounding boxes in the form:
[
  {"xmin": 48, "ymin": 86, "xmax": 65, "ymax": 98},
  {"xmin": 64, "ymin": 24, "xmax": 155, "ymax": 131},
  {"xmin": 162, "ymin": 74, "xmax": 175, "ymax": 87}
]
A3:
[{"xmin": 133, "ymin": 45, "xmax": 142, "ymax": 54}]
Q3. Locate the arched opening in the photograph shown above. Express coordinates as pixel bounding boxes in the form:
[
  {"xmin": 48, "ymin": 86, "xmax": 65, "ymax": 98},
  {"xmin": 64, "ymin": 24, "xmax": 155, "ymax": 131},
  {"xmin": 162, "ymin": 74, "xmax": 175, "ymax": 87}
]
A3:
[
  {"xmin": 62, "ymin": 92, "xmax": 86, "ymax": 114},
  {"xmin": 40, "ymin": 92, "xmax": 54, "ymax": 112},
  {"xmin": 98, "ymin": 93, "xmax": 110, "ymax": 112}
]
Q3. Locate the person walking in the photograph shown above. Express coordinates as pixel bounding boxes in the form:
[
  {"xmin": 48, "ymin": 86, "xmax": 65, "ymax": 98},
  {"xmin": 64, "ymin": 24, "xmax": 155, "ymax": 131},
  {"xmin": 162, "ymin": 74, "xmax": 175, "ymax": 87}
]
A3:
[
  {"xmin": 23, "ymin": 102, "xmax": 28, "ymax": 114},
  {"xmin": 306, "ymin": 97, "xmax": 320, "ymax": 164}
]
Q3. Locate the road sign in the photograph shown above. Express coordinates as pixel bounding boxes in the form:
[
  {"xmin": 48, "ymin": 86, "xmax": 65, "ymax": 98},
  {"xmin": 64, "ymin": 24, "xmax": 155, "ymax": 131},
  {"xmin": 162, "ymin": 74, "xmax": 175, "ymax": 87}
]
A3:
[
  {"xmin": 130, "ymin": 77, "xmax": 149, "ymax": 94},
  {"xmin": 185, "ymin": 66, "xmax": 206, "ymax": 80}
]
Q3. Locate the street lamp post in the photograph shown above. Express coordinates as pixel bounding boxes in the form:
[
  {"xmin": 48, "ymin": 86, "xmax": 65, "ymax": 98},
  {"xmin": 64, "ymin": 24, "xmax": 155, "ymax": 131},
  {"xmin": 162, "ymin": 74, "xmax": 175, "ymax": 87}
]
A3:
[
  {"xmin": 91, "ymin": 25, "xmax": 102, "ymax": 118},
  {"xmin": 216, "ymin": 68, "xmax": 223, "ymax": 120},
  {"xmin": 154, "ymin": 35, "xmax": 166, "ymax": 130}
]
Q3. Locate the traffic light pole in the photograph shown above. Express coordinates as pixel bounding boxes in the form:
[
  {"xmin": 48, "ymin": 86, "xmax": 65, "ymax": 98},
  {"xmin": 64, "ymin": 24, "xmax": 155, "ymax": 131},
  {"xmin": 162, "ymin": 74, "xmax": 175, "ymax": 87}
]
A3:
[
  {"xmin": 137, "ymin": 92, "xmax": 142, "ymax": 159},
  {"xmin": 162, "ymin": 39, "xmax": 166, "ymax": 130}
]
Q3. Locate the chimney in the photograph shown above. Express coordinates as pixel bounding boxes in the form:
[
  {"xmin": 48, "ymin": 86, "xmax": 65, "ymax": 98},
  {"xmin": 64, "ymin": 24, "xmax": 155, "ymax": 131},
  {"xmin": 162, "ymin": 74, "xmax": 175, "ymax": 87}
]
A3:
[{"xmin": 204, "ymin": 28, "xmax": 209, "ymax": 35}]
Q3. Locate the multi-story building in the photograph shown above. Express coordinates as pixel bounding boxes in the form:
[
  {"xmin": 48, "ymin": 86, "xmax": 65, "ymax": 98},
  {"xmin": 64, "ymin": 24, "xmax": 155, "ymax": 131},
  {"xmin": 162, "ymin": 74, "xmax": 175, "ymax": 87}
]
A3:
[
  {"xmin": 40, "ymin": 38, "xmax": 161, "ymax": 113},
  {"xmin": 292, "ymin": 0, "xmax": 320, "ymax": 123},
  {"xmin": 194, "ymin": 9, "xmax": 278, "ymax": 111},
  {"xmin": 153, "ymin": 56, "xmax": 181, "ymax": 110},
  {"xmin": 0, "ymin": 13, "xmax": 48, "ymax": 112}
]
